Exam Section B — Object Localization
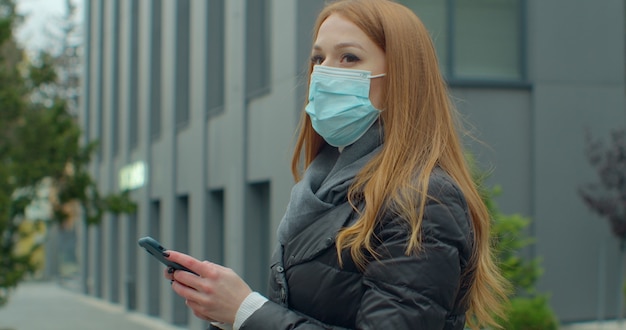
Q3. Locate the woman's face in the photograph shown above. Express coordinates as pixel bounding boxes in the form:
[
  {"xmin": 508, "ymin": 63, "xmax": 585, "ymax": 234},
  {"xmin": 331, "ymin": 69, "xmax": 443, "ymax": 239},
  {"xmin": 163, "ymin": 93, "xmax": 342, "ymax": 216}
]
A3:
[{"xmin": 311, "ymin": 14, "xmax": 387, "ymax": 109}]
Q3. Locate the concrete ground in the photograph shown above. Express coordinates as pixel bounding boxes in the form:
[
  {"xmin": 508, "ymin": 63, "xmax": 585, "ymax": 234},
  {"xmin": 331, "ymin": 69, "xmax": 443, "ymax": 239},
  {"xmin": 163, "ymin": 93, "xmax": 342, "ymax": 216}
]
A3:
[
  {"xmin": 0, "ymin": 281, "xmax": 186, "ymax": 330},
  {"xmin": 562, "ymin": 321, "xmax": 625, "ymax": 330}
]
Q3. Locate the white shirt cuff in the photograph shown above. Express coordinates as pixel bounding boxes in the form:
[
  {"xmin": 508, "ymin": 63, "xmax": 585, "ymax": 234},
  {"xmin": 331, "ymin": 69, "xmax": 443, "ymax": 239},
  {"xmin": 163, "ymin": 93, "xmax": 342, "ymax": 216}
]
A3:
[
  {"xmin": 210, "ymin": 322, "xmax": 233, "ymax": 330},
  {"xmin": 233, "ymin": 292, "xmax": 269, "ymax": 330}
]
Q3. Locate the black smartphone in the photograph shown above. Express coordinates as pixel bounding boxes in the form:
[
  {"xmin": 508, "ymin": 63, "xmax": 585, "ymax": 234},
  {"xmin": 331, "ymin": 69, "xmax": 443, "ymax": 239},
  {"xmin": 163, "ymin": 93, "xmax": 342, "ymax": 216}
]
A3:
[{"xmin": 138, "ymin": 236, "xmax": 198, "ymax": 275}]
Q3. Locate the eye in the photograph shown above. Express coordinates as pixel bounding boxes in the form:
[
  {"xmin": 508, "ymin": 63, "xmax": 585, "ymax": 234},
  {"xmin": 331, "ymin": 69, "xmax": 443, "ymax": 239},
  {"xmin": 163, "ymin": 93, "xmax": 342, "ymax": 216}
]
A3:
[
  {"xmin": 341, "ymin": 53, "xmax": 360, "ymax": 63},
  {"xmin": 310, "ymin": 55, "xmax": 324, "ymax": 65}
]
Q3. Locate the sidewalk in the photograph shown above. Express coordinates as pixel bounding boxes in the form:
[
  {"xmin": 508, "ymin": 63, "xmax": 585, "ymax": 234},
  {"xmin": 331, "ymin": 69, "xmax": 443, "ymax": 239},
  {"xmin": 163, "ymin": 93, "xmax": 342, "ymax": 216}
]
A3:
[
  {"xmin": 562, "ymin": 321, "xmax": 626, "ymax": 330},
  {"xmin": 0, "ymin": 281, "xmax": 186, "ymax": 330}
]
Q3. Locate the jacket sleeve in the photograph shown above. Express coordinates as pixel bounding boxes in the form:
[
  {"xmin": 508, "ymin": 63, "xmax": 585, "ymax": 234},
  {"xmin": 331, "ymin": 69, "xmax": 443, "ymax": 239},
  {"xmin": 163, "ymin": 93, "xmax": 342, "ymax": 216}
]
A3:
[
  {"xmin": 240, "ymin": 300, "xmax": 351, "ymax": 330},
  {"xmin": 241, "ymin": 175, "xmax": 472, "ymax": 330},
  {"xmin": 355, "ymin": 176, "xmax": 472, "ymax": 329}
]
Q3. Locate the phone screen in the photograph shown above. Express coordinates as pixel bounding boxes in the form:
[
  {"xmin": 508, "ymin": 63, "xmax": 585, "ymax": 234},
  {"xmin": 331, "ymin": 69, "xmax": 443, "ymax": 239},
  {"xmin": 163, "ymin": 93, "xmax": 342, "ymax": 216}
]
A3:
[{"xmin": 138, "ymin": 236, "xmax": 198, "ymax": 275}]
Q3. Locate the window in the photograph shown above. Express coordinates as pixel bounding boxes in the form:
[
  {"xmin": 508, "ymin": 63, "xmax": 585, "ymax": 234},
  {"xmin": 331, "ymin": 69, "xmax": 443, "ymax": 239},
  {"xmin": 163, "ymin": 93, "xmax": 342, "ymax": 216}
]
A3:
[
  {"xmin": 296, "ymin": 0, "xmax": 326, "ymax": 108},
  {"xmin": 96, "ymin": 0, "xmax": 105, "ymax": 160},
  {"xmin": 128, "ymin": 0, "xmax": 139, "ymax": 150},
  {"xmin": 206, "ymin": 0, "xmax": 225, "ymax": 117},
  {"xmin": 125, "ymin": 212, "xmax": 138, "ymax": 310},
  {"xmin": 400, "ymin": 0, "xmax": 525, "ymax": 83},
  {"xmin": 147, "ymin": 200, "xmax": 161, "ymax": 316},
  {"xmin": 83, "ymin": 0, "xmax": 92, "ymax": 143},
  {"xmin": 245, "ymin": 182, "xmax": 270, "ymax": 292},
  {"xmin": 111, "ymin": 0, "xmax": 120, "ymax": 157},
  {"xmin": 94, "ymin": 225, "xmax": 104, "ymax": 297},
  {"xmin": 108, "ymin": 215, "xmax": 120, "ymax": 303},
  {"xmin": 173, "ymin": 195, "xmax": 190, "ymax": 325},
  {"xmin": 207, "ymin": 189, "xmax": 225, "ymax": 264},
  {"xmin": 149, "ymin": 0, "xmax": 162, "ymax": 141},
  {"xmin": 245, "ymin": 0, "xmax": 271, "ymax": 99},
  {"xmin": 175, "ymin": 0, "xmax": 190, "ymax": 129}
]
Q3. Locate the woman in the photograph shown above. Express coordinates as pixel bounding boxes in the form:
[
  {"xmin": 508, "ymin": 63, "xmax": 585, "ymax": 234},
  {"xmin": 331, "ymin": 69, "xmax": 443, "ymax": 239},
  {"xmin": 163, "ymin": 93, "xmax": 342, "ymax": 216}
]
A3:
[{"xmin": 164, "ymin": 0, "xmax": 509, "ymax": 329}]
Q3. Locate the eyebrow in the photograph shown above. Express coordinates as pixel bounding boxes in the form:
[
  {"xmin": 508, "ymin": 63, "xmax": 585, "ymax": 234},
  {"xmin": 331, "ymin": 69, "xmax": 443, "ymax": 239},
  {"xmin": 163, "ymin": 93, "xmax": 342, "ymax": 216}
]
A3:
[{"xmin": 313, "ymin": 42, "xmax": 365, "ymax": 51}]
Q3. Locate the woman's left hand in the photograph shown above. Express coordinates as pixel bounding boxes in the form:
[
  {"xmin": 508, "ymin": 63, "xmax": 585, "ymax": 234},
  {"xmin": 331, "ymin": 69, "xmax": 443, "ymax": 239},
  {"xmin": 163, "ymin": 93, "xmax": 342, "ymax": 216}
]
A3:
[{"xmin": 163, "ymin": 250, "xmax": 252, "ymax": 324}]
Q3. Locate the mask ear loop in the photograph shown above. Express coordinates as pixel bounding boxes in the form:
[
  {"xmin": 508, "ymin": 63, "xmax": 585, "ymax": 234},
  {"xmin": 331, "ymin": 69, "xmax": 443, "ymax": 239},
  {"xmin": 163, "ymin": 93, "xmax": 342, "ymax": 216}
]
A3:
[{"xmin": 369, "ymin": 73, "xmax": 386, "ymax": 79}]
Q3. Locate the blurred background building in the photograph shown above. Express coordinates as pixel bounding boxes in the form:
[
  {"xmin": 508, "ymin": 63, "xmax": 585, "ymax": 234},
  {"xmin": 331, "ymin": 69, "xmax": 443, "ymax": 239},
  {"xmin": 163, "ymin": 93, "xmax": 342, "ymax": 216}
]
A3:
[{"xmin": 78, "ymin": 0, "xmax": 625, "ymax": 328}]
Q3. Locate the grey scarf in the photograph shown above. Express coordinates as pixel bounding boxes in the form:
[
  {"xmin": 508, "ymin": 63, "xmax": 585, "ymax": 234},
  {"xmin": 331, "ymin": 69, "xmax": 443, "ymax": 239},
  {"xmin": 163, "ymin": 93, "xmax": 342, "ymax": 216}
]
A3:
[{"xmin": 277, "ymin": 123, "xmax": 384, "ymax": 244}]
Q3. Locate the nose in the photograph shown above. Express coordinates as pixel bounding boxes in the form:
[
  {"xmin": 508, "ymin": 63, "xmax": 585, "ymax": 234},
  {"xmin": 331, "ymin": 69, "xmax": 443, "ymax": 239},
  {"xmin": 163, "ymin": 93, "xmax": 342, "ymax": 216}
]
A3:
[
  {"xmin": 317, "ymin": 56, "xmax": 341, "ymax": 68},
  {"xmin": 319, "ymin": 60, "xmax": 341, "ymax": 68}
]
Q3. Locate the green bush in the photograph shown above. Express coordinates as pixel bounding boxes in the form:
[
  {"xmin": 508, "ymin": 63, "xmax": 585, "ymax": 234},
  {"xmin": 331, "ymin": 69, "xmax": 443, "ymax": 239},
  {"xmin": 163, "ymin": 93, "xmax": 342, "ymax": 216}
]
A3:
[
  {"xmin": 488, "ymin": 197, "xmax": 559, "ymax": 329},
  {"xmin": 499, "ymin": 295, "xmax": 559, "ymax": 330},
  {"xmin": 471, "ymin": 159, "xmax": 559, "ymax": 329}
]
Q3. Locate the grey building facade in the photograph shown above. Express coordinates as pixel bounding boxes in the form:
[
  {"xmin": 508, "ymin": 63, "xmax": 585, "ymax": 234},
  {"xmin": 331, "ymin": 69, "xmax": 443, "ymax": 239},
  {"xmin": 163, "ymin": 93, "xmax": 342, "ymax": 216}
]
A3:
[{"xmin": 79, "ymin": 0, "xmax": 626, "ymax": 328}]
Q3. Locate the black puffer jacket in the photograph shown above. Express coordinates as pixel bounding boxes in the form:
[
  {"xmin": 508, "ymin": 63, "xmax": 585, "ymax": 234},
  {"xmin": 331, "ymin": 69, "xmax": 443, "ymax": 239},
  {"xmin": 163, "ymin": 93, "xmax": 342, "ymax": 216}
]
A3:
[{"xmin": 241, "ymin": 169, "xmax": 474, "ymax": 330}]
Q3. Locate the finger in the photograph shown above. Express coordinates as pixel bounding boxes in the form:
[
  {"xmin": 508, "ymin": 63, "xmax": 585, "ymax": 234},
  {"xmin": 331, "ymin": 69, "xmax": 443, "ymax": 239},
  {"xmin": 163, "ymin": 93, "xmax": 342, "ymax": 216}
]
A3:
[
  {"xmin": 186, "ymin": 299, "xmax": 216, "ymax": 322},
  {"xmin": 163, "ymin": 267, "xmax": 175, "ymax": 280},
  {"xmin": 171, "ymin": 279, "xmax": 209, "ymax": 305},
  {"xmin": 172, "ymin": 269, "xmax": 214, "ymax": 296},
  {"xmin": 165, "ymin": 251, "xmax": 217, "ymax": 278}
]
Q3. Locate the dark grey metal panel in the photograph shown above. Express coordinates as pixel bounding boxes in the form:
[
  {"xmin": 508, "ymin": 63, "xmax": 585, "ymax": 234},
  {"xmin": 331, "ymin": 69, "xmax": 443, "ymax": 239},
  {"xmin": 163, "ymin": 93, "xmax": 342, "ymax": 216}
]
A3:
[
  {"xmin": 149, "ymin": 0, "xmax": 162, "ymax": 141},
  {"xmin": 128, "ymin": 0, "xmax": 139, "ymax": 150},
  {"xmin": 174, "ymin": 0, "xmax": 190, "ymax": 130},
  {"xmin": 206, "ymin": 0, "xmax": 225, "ymax": 117},
  {"xmin": 532, "ymin": 84, "xmax": 625, "ymax": 322},
  {"xmin": 246, "ymin": 0, "xmax": 271, "ymax": 99},
  {"xmin": 295, "ymin": 0, "xmax": 325, "ymax": 115},
  {"xmin": 451, "ymin": 88, "xmax": 533, "ymax": 216}
]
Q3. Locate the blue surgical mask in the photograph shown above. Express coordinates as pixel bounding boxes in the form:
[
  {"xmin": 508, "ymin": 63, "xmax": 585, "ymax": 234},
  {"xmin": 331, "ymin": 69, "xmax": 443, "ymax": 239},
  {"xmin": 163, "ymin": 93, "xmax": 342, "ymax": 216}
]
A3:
[{"xmin": 305, "ymin": 65, "xmax": 386, "ymax": 147}]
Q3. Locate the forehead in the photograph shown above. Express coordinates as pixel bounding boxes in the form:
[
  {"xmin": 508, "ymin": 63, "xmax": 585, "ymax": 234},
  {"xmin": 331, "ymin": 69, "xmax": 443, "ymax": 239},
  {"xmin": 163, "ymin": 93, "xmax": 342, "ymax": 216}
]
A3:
[{"xmin": 314, "ymin": 14, "xmax": 373, "ymax": 48}]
